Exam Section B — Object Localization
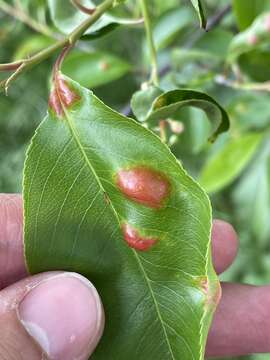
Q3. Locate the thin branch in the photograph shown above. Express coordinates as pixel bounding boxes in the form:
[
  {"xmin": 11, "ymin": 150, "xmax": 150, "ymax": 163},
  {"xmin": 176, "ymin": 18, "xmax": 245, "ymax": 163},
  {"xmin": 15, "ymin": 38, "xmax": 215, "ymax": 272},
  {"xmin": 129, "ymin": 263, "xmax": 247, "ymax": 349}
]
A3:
[
  {"xmin": 139, "ymin": 0, "xmax": 159, "ymax": 86},
  {"xmin": 71, "ymin": 0, "xmax": 96, "ymax": 15},
  {"xmin": 0, "ymin": 0, "xmax": 115, "ymax": 93},
  {"xmin": 206, "ymin": 4, "xmax": 232, "ymax": 32},
  {"xmin": 215, "ymin": 75, "xmax": 270, "ymax": 92},
  {"xmin": 0, "ymin": 0, "xmax": 54, "ymax": 37}
]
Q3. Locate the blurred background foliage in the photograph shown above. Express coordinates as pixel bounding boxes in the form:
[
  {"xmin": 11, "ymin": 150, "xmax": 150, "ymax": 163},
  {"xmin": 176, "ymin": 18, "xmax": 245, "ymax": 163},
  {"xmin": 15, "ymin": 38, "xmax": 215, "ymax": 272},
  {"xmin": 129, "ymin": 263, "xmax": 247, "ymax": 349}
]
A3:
[{"xmin": 0, "ymin": 1, "xmax": 270, "ymax": 359}]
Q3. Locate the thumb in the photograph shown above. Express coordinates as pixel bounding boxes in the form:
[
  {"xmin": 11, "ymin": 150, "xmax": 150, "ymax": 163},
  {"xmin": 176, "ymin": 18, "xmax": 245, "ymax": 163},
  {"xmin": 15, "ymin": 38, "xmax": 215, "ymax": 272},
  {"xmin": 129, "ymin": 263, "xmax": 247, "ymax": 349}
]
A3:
[{"xmin": 0, "ymin": 271, "xmax": 104, "ymax": 360}]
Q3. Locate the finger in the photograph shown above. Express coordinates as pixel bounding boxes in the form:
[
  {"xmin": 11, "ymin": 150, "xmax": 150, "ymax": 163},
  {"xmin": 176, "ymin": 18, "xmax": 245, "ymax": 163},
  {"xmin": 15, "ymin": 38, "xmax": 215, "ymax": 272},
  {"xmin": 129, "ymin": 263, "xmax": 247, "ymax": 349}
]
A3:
[
  {"xmin": 211, "ymin": 219, "xmax": 239, "ymax": 274},
  {"xmin": 206, "ymin": 282, "xmax": 270, "ymax": 357},
  {"xmin": 0, "ymin": 194, "xmax": 27, "ymax": 289},
  {"xmin": 0, "ymin": 271, "xmax": 104, "ymax": 360}
]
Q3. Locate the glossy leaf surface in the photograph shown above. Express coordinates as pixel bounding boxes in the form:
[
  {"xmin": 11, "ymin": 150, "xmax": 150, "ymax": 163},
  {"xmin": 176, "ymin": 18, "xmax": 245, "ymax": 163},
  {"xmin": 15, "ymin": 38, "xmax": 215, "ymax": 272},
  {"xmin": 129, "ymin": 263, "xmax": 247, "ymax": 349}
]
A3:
[
  {"xmin": 199, "ymin": 133, "xmax": 263, "ymax": 194},
  {"xmin": 23, "ymin": 75, "xmax": 220, "ymax": 359},
  {"xmin": 189, "ymin": 0, "xmax": 207, "ymax": 28},
  {"xmin": 131, "ymin": 88, "xmax": 230, "ymax": 142}
]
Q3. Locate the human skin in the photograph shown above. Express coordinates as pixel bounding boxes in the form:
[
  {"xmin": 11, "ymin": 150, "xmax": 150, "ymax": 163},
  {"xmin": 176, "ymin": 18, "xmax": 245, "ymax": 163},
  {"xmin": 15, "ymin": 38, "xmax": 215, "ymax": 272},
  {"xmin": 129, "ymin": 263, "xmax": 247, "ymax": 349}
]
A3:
[{"xmin": 0, "ymin": 194, "xmax": 270, "ymax": 359}]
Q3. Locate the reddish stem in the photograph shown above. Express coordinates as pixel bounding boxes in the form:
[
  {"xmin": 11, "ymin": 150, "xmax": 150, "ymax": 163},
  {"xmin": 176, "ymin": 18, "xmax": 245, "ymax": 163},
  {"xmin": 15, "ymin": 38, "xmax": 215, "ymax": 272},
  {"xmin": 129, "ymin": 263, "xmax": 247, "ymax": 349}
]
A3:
[
  {"xmin": 159, "ymin": 120, "xmax": 167, "ymax": 142},
  {"xmin": 0, "ymin": 61, "xmax": 23, "ymax": 72},
  {"xmin": 71, "ymin": 0, "xmax": 96, "ymax": 15},
  {"xmin": 53, "ymin": 45, "xmax": 73, "ymax": 82}
]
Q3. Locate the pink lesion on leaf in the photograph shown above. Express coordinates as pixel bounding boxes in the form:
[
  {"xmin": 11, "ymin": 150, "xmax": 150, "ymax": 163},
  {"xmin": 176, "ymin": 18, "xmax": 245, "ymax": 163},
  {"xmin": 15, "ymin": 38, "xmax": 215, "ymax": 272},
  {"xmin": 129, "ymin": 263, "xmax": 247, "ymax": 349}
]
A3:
[
  {"xmin": 48, "ymin": 76, "xmax": 80, "ymax": 117},
  {"xmin": 265, "ymin": 15, "xmax": 270, "ymax": 32},
  {"xmin": 247, "ymin": 34, "xmax": 258, "ymax": 45},
  {"xmin": 116, "ymin": 166, "xmax": 170, "ymax": 209},
  {"xmin": 122, "ymin": 223, "xmax": 157, "ymax": 251},
  {"xmin": 199, "ymin": 276, "xmax": 222, "ymax": 308}
]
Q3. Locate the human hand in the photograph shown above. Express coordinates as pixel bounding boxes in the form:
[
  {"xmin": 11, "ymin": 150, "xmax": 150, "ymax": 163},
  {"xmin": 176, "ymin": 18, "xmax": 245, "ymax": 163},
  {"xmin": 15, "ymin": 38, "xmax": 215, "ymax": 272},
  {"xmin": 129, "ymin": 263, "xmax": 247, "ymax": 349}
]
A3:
[{"xmin": 0, "ymin": 194, "xmax": 269, "ymax": 359}]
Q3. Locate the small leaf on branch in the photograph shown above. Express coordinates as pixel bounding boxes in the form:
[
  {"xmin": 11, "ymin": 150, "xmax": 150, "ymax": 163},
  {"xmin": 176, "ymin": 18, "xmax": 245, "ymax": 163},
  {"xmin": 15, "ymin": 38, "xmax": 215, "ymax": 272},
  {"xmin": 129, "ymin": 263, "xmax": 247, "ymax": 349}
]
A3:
[{"xmin": 131, "ymin": 88, "xmax": 230, "ymax": 142}]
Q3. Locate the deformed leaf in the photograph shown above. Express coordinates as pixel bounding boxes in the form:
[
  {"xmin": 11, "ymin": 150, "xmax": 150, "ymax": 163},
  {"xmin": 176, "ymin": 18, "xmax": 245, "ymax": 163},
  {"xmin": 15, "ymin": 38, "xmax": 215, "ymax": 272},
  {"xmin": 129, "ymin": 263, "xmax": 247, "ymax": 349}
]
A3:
[
  {"xmin": 23, "ymin": 74, "xmax": 220, "ymax": 359},
  {"xmin": 199, "ymin": 133, "xmax": 263, "ymax": 194},
  {"xmin": 132, "ymin": 89, "xmax": 230, "ymax": 142},
  {"xmin": 189, "ymin": 0, "xmax": 207, "ymax": 29}
]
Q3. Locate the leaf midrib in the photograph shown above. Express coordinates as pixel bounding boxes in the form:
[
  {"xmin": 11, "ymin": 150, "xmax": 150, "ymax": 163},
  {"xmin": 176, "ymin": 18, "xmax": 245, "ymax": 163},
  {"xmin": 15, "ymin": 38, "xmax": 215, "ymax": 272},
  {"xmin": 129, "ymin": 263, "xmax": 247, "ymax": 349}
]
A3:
[{"xmin": 62, "ymin": 103, "xmax": 175, "ymax": 359}]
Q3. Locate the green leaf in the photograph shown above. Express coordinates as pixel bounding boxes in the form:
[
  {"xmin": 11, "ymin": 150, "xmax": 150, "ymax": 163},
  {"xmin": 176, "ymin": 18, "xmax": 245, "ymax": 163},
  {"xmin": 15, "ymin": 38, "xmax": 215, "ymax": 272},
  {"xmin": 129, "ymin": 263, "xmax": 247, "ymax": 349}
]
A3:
[
  {"xmin": 13, "ymin": 34, "xmax": 54, "ymax": 60},
  {"xmin": 130, "ymin": 85, "xmax": 163, "ymax": 121},
  {"xmin": 189, "ymin": 0, "xmax": 207, "ymax": 29},
  {"xmin": 194, "ymin": 29, "xmax": 234, "ymax": 59},
  {"xmin": 62, "ymin": 50, "xmax": 131, "ymax": 88},
  {"xmin": 228, "ymin": 12, "xmax": 270, "ymax": 63},
  {"xmin": 199, "ymin": 133, "xmax": 263, "ymax": 194},
  {"xmin": 48, "ymin": 0, "xmax": 141, "ymax": 36},
  {"xmin": 131, "ymin": 89, "xmax": 230, "ymax": 142},
  {"xmin": 153, "ymin": 7, "xmax": 194, "ymax": 50},
  {"xmin": 233, "ymin": 0, "xmax": 270, "ymax": 30},
  {"xmin": 23, "ymin": 74, "xmax": 220, "ymax": 359},
  {"xmin": 233, "ymin": 140, "xmax": 270, "ymax": 244}
]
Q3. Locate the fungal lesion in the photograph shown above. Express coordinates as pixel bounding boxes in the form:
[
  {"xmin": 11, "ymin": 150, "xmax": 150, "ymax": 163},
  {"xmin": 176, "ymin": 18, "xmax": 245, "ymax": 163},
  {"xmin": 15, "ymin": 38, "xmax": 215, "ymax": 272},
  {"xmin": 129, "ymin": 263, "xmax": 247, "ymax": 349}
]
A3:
[
  {"xmin": 49, "ymin": 76, "xmax": 81, "ymax": 117},
  {"xmin": 122, "ymin": 223, "xmax": 158, "ymax": 251},
  {"xmin": 116, "ymin": 166, "xmax": 171, "ymax": 209},
  {"xmin": 48, "ymin": 45, "xmax": 81, "ymax": 117},
  {"xmin": 194, "ymin": 276, "xmax": 222, "ymax": 308}
]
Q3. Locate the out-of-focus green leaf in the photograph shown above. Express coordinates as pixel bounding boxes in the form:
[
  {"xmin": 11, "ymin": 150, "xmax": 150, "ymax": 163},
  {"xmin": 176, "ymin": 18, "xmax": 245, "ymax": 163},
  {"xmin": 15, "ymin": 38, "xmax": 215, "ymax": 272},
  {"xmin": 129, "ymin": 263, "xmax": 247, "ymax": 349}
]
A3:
[
  {"xmin": 132, "ymin": 89, "xmax": 230, "ymax": 142},
  {"xmin": 189, "ymin": 0, "xmax": 207, "ymax": 28},
  {"xmin": 228, "ymin": 12, "xmax": 270, "ymax": 63},
  {"xmin": 62, "ymin": 50, "xmax": 131, "ymax": 88},
  {"xmin": 172, "ymin": 48, "xmax": 220, "ymax": 67},
  {"xmin": 130, "ymin": 85, "xmax": 163, "ymax": 121},
  {"xmin": 194, "ymin": 29, "xmax": 234, "ymax": 58},
  {"xmin": 238, "ymin": 49, "xmax": 270, "ymax": 82},
  {"xmin": 170, "ymin": 48, "xmax": 220, "ymax": 89},
  {"xmin": 80, "ymin": 23, "xmax": 120, "ymax": 40},
  {"xmin": 199, "ymin": 133, "xmax": 263, "ymax": 193},
  {"xmin": 13, "ymin": 35, "xmax": 54, "ymax": 60},
  {"xmin": 181, "ymin": 107, "xmax": 211, "ymax": 154},
  {"xmin": 23, "ymin": 74, "xmax": 220, "ymax": 360},
  {"xmin": 233, "ymin": 0, "xmax": 270, "ymax": 30},
  {"xmin": 48, "ymin": 0, "xmax": 141, "ymax": 36},
  {"xmin": 233, "ymin": 140, "xmax": 270, "ymax": 244},
  {"xmin": 228, "ymin": 91, "xmax": 270, "ymax": 130},
  {"xmin": 153, "ymin": 8, "xmax": 194, "ymax": 49}
]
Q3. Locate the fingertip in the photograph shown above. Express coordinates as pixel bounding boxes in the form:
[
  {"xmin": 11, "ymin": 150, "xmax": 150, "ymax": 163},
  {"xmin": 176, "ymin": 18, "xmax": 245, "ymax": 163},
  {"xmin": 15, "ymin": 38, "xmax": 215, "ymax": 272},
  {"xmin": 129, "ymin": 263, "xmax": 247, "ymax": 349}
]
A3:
[
  {"xmin": 211, "ymin": 219, "xmax": 239, "ymax": 274},
  {"xmin": 17, "ymin": 272, "xmax": 104, "ymax": 360}
]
